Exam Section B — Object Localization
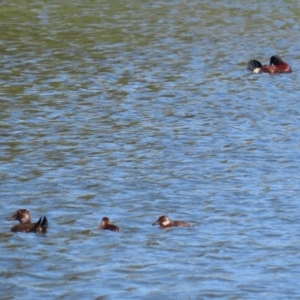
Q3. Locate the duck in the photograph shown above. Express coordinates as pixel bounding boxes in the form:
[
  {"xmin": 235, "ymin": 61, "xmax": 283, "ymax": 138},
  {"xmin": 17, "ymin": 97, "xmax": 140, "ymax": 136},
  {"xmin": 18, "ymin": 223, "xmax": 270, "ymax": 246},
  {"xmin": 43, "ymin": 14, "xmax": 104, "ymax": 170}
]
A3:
[
  {"xmin": 247, "ymin": 55, "xmax": 292, "ymax": 74},
  {"xmin": 7, "ymin": 209, "xmax": 48, "ymax": 233},
  {"xmin": 152, "ymin": 215, "xmax": 190, "ymax": 229},
  {"xmin": 98, "ymin": 217, "xmax": 119, "ymax": 232}
]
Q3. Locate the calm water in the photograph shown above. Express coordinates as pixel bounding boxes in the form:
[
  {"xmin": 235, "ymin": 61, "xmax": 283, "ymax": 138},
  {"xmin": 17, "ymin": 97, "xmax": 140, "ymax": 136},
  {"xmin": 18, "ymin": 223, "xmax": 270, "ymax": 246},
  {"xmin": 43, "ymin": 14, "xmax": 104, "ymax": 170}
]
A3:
[{"xmin": 1, "ymin": 0, "xmax": 300, "ymax": 299}]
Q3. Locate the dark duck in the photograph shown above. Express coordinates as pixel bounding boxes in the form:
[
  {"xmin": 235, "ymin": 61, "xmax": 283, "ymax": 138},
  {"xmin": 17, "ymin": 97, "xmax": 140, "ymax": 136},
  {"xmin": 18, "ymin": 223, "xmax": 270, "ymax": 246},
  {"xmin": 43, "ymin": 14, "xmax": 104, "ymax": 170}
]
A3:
[
  {"xmin": 247, "ymin": 55, "xmax": 292, "ymax": 74},
  {"xmin": 152, "ymin": 215, "xmax": 191, "ymax": 229},
  {"xmin": 98, "ymin": 217, "xmax": 120, "ymax": 232},
  {"xmin": 7, "ymin": 209, "xmax": 48, "ymax": 233}
]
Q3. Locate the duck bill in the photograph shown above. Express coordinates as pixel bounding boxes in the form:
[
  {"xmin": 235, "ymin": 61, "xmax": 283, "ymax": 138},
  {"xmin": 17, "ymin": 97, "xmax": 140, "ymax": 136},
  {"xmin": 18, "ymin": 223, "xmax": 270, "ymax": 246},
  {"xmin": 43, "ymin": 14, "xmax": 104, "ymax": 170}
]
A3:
[
  {"xmin": 6, "ymin": 213, "xmax": 17, "ymax": 221},
  {"xmin": 152, "ymin": 220, "xmax": 159, "ymax": 225}
]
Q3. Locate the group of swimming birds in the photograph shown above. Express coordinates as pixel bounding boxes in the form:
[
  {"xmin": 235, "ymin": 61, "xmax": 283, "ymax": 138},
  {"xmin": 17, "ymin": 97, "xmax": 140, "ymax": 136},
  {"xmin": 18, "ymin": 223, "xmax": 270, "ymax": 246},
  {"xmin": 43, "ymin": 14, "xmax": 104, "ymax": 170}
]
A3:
[
  {"xmin": 6, "ymin": 56, "xmax": 291, "ymax": 234},
  {"xmin": 6, "ymin": 209, "xmax": 191, "ymax": 233}
]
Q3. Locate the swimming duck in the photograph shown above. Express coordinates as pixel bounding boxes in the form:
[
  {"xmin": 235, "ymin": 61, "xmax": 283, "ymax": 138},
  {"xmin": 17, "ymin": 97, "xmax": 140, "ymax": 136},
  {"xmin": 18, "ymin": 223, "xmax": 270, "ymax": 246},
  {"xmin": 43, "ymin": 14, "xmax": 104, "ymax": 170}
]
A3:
[
  {"xmin": 7, "ymin": 209, "xmax": 48, "ymax": 233},
  {"xmin": 247, "ymin": 55, "xmax": 292, "ymax": 74},
  {"xmin": 98, "ymin": 217, "xmax": 119, "ymax": 232},
  {"xmin": 152, "ymin": 215, "xmax": 190, "ymax": 229}
]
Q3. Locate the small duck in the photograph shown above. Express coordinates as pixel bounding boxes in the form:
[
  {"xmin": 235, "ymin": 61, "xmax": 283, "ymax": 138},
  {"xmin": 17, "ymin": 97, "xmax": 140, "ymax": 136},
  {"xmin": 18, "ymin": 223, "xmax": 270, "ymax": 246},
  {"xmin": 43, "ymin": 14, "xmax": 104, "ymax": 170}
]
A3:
[
  {"xmin": 98, "ymin": 217, "xmax": 119, "ymax": 232},
  {"xmin": 7, "ymin": 209, "xmax": 48, "ymax": 233},
  {"xmin": 152, "ymin": 215, "xmax": 191, "ymax": 229},
  {"xmin": 247, "ymin": 55, "xmax": 292, "ymax": 74}
]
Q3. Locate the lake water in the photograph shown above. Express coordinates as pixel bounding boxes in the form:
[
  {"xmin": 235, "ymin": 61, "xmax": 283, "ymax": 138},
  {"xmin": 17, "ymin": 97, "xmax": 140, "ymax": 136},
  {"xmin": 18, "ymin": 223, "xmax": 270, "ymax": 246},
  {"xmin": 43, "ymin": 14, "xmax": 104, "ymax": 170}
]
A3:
[{"xmin": 1, "ymin": 0, "xmax": 300, "ymax": 299}]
